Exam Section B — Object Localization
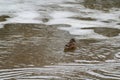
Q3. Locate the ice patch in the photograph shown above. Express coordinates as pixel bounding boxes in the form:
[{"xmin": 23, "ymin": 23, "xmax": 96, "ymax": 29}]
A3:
[
  {"xmin": 69, "ymin": 29, "xmax": 94, "ymax": 35},
  {"xmin": 51, "ymin": 11, "xmax": 77, "ymax": 19},
  {"xmin": 49, "ymin": 18, "xmax": 108, "ymax": 39},
  {"xmin": 0, "ymin": 0, "xmax": 120, "ymax": 39},
  {"xmin": 7, "ymin": 11, "xmax": 42, "ymax": 23},
  {"xmin": 105, "ymin": 59, "xmax": 120, "ymax": 63},
  {"xmin": 47, "ymin": 6, "xmax": 120, "ymax": 39},
  {"xmin": 0, "ymin": 0, "xmax": 72, "ymax": 24},
  {"xmin": 47, "ymin": 18, "xmax": 107, "ymax": 27}
]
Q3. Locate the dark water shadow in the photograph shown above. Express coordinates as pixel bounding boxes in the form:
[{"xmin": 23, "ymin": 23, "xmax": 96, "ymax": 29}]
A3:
[
  {"xmin": 0, "ymin": 23, "xmax": 72, "ymax": 69},
  {"xmin": 0, "ymin": 15, "xmax": 10, "ymax": 22},
  {"xmin": 83, "ymin": 0, "xmax": 120, "ymax": 10}
]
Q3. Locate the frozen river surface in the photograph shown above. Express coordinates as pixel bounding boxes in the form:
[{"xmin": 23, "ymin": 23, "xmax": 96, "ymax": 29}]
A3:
[{"xmin": 0, "ymin": 0, "xmax": 120, "ymax": 80}]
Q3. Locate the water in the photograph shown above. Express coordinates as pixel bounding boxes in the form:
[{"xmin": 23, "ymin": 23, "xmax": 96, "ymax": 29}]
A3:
[{"xmin": 0, "ymin": 0, "xmax": 120, "ymax": 80}]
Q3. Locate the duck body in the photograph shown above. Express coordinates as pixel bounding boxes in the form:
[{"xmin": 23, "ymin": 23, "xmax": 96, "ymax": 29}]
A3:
[{"xmin": 64, "ymin": 38, "xmax": 77, "ymax": 52}]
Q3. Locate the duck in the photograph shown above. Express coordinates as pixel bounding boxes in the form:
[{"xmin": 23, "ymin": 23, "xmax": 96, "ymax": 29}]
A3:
[{"xmin": 64, "ymin": 38, "xmax": 77, "ymax": 52}]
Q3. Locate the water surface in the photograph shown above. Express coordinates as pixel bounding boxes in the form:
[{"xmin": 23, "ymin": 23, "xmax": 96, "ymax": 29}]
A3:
[{"xmin": 0, "ymin": 0, "xmax": 120, "ymax": 80}]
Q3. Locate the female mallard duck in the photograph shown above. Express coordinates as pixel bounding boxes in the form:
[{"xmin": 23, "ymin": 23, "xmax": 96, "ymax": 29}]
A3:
[{"xmin": 64, "ymin": 38, "xmax": 77, "ymax": 52}]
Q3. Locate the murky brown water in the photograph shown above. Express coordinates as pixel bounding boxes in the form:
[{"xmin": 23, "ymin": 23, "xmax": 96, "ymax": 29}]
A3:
[{"xmin": 0, "ymin": 0, "xmax": 120, "ymax": 80}]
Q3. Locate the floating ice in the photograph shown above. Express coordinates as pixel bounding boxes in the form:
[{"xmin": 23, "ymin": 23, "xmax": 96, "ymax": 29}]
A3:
[
  {"xmin": 47, "ymin": 6, "xmax": 120, "ymax": 39},
  {"xmin": 7, "ymin": 11, "xmax": 42, "ymax": 23},
  {"xmin": 0, "ymin": 0, "xmax": 120, "ymax": 39},
  {"xmin": 0, "ymin": 0, "xmax": 73, "ymax": 24},
  {"xmin": 50, "ymin": 11, "xmax": 77, "ymax": 19},
  {"xmin": 105, "ymin": 60, "xmax": 116, "ymax": 63},
  {"xmin": 49, "ymin": 13, "xmax": 108, "ymax": 39}
]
